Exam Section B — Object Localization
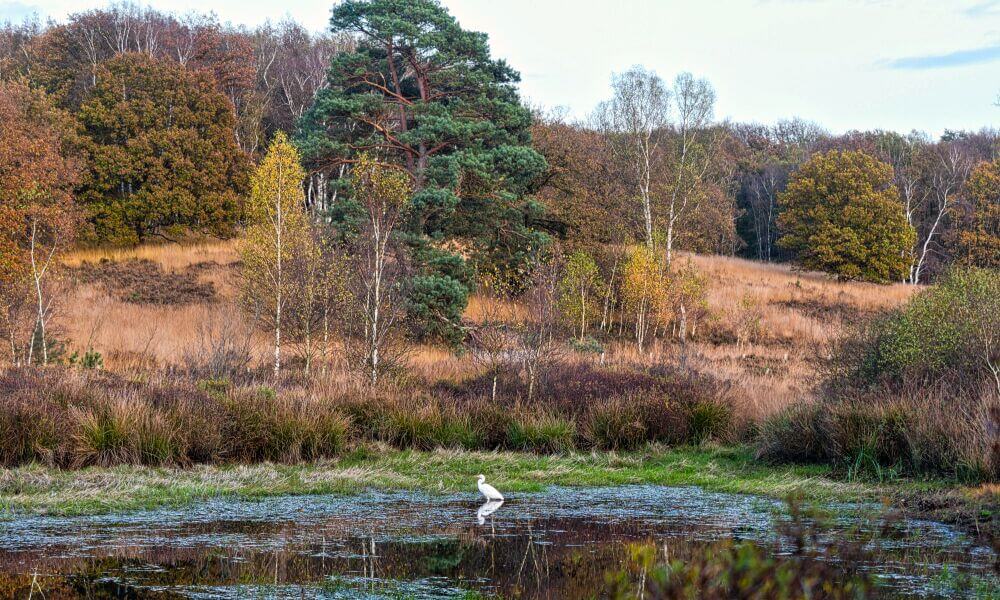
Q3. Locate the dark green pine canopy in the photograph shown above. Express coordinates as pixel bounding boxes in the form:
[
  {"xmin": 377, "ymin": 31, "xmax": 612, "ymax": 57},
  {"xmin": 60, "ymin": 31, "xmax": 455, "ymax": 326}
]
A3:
[{"xmin": 297, "ymin": 0, "xmax": 549, "ymax": 342}]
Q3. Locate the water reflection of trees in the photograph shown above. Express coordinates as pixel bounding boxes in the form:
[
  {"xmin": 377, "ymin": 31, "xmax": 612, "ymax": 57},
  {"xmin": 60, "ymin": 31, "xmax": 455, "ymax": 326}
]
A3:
[{"xmin": 0, "ymin": 512, "xmax": 994, "ymax": 598}]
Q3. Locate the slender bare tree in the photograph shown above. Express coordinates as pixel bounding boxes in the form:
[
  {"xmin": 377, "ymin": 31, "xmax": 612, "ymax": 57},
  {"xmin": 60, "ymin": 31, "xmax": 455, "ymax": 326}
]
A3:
[
  {"xmin": 911, "ymin": 145, "xmax": 972, "ymax": 284},
  {"xmin": 594, "ymin": 66, "xmax": 670, "ymax": 249},
  {"xmin": 663, "ymin": 73, "xmax": 716, "ymax": 266},
  {"xmin": 349, "ymin": 155, "xmax": 411, "ymax": 387},
  {"xmin": 517, "ymin": 255, "xmax": 564, "ymax": 400}
]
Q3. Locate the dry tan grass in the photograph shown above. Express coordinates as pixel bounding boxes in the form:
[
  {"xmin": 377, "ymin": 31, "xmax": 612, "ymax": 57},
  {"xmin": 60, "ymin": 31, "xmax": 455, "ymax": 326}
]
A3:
[
  {"xmin": 53, "ymin": 242, "xmax": 918, "ymax": 419},
  {"xmin": 63, "ymin": 240, "xmax": 240, "ymax": 270},
  {"xmin": 59, "ymin": 241, "xmax": 249, "ymax": 369},
  {"xmin": 464, "ymin": 292, "xmax": 529, "ymax": 324},
  {"xmin": 685, "ymin": 252, "xmax": 916, "ymax": 312}
]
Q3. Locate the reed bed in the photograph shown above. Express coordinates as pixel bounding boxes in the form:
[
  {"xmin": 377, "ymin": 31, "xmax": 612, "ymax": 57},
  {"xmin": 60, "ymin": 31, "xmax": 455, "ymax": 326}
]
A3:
[{"xmin": 0, "ymin": 363, "xmax": 743, "ymax": 468}]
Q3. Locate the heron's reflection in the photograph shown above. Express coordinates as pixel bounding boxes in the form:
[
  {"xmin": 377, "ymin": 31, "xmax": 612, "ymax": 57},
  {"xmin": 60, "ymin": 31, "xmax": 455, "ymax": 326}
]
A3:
[{"xmin": 476, "ymin": 499, "xmax": 504, "ymax": 526}]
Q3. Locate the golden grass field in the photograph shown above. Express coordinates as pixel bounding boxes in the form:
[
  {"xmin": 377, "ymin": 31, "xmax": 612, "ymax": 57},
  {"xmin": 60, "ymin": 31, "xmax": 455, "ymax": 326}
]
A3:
[{"xmin": 59, "ymin": 241, "xmax": 918, "ymax": 421}]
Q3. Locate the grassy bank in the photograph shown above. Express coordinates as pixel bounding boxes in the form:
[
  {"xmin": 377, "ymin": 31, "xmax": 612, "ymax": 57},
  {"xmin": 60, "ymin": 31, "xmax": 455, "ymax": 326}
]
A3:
[{"xmin": 0, "ymin": 445, "xmax": 959, "ymax": 518}]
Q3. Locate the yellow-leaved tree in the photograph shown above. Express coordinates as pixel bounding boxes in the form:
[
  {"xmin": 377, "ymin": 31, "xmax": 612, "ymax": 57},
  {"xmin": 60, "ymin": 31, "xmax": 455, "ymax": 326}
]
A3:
[
  {"xmin": 241, "ymin": 132, "xmax": 309, "ymax": 376},
  {"xmin": 349, "ymin": 154, "xmax": 412, "ymax": 387},
  {"xmin": 621, "ymin": 245, "xmax": 665, "ymax": 352}
]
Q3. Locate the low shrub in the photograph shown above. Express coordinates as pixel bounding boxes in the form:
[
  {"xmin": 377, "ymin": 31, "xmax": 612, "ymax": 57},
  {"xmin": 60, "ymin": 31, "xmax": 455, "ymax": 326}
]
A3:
[{"xmin": 830, "ymin": 267, "xmax": 1000, "ymax": 394}]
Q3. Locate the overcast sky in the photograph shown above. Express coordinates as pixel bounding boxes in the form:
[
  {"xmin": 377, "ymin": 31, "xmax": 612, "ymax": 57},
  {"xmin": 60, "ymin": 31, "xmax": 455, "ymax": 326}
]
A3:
[{"xmin": 2, "ymin": 0, "xmax": 998, "ymax": 136}]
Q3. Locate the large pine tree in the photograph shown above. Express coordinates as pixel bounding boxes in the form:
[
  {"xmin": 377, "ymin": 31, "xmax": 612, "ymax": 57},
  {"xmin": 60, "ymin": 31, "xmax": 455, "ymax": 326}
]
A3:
[{"xmin": 297, "ymin": 0, "xmax": 547, "ymax": 343}]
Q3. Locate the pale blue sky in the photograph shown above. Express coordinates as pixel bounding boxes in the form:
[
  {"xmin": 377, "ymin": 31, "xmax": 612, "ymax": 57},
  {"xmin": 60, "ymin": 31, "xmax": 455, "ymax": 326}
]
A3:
[{"xmin": 2, "ymin": 0, "xmax": 999, "ymax": 136}]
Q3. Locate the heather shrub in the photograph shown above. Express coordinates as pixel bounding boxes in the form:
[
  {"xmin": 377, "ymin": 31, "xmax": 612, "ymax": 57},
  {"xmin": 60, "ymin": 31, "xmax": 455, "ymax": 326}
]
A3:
[
  {"xmin": 540, "ymin": 361, "xmax": 665, "ymax": 409},
  {"xmin": 72, "ymin": 258, "xmax": 216, "ymax": 306}
]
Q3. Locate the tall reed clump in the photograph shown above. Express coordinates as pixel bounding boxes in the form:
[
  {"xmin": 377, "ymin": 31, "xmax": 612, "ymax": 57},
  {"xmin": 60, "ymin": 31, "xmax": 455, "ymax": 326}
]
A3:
[
  {"xmin": 0, "ymin": 369, "xmax": 354, "ymax": 468},
  {"xmin": 389, "ymin": 400, "xmax": 483, "ymax": 450},
  {"xmin": 0, "ymin": 396, "xmax": 66, "ymax": 466},
  {"xmin": 69, "ymin": 398, "xmax": 189, "ymax": 467},
  {"xmin": 219, "ymin": 387, "xmax": 352, "ymax": 462},
  {"xmin": 760, "ymin": 386, "xmax": 998, "ymax": 482},
  {"xmin": 586, "ymin": 394, "xmax": 656, "ymax": 450},
  {"xmin": 507, "ymin": 407, "xmax": 576, "ymax": 453}
]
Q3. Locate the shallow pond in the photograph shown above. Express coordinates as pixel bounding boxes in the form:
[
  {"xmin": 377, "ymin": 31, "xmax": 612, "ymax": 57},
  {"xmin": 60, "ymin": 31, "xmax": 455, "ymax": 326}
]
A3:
[{"xmin": 0, "ymin": 485, "xmax": 995, "ymax": 598}]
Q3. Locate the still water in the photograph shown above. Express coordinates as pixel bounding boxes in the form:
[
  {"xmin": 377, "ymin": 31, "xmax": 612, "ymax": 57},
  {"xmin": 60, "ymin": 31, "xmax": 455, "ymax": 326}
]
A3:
[{"xmin": 0, "ymin": 486, "xmax": 995, "ymax": 598}]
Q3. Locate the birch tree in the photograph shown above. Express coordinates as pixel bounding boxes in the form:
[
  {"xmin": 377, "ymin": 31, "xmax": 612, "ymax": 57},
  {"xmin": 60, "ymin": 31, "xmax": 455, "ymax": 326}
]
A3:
[
  {"xmin": 350, "ymin": 154, "xmax": 411, "ymax": 387},
  {"xmin": 558, "ymin": 251, "xmax": 602, "ymax": 341},
  {"xmin": 663, "ymin": 73, "xmax": 716, "ymax": 266},
  {"xmin": 910, "ymin": 145, "xmax": 972, "ymax": 284},
  {"xmin": 241, "ymin": 131, "xmax": 308, "ymax": 377},
  {"xmin": 621, "ymin": 245, "xmax": 662, "ymax": 352},
  {"xmin": 957, "ymin": 269, "xmax": 1000, "ymax": 395},
  {"xmin": 746, "ymin": 165, "xmax": 788, "ymax": 262},
  {"xmin": 290, "ymin": 229, "xmax": 346, "ymax": 376},
  {"xmin": 0, "ymin": 81, "xmax": 80, "ymax": 366},
  {"xmin": 594, "ymin": 66, "xmax": 669, "ymax": 249}
]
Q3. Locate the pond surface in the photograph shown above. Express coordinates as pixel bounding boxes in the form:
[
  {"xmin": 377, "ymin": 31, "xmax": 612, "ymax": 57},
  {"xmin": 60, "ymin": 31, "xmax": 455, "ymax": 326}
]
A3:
[{"xmin": 0, "ymin": 485, "xmax": 995, "ymax": 598}]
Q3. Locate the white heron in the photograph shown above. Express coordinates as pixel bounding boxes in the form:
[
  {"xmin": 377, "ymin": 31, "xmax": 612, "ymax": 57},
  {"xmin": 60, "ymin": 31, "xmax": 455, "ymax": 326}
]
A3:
[{"xmin": 476, "ymin": 474, "xmax": 504, "ymax": 502}]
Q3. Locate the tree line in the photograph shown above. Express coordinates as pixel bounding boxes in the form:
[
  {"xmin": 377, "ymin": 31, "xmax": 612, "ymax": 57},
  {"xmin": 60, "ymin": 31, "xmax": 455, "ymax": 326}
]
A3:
[
  {"xmin": 534, "ymin": 71, "xmax": 999, "ymax": 284},
  {"xmin": 0, "ymin": 0, "xmax": 998, "ymax": 378}
]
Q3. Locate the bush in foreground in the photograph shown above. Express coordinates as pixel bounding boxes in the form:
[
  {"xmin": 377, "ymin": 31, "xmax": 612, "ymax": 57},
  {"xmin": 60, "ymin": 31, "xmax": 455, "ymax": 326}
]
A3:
[
  {"xmin": 759, "ymin": 268, "xmax": 1000, "ymax": 483},
  {"xmin": 604, "ymin": 502, "xmax": 874, "ymax": 599},
  {"xmin": 758, "ymin": 385, "xmax": 998, "ymax": 482}
]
